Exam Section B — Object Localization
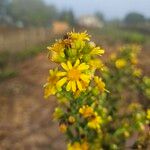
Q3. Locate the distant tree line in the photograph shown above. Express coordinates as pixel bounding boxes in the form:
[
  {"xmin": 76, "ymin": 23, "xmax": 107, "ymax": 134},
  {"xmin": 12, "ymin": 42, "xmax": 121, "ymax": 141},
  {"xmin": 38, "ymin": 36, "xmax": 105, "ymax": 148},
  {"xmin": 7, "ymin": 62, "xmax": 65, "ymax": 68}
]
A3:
[
  {"xmin": 0, "ymin": 0, "xmax": 149, "ymax": 27},
  {"xmin": 0, "ymin": 0, "xmax": 76, "ymax": 27},
  {"xmin": 124, "ymin": 12, "xmax": 148, "ymax": 25}
]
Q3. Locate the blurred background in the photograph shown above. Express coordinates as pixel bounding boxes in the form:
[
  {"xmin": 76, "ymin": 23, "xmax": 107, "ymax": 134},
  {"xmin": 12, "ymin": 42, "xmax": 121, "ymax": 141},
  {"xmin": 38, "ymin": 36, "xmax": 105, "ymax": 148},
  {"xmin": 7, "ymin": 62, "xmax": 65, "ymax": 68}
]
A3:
[{"xmin": 0, "ymin": 0, "xmax": 150, "ymax": 149}]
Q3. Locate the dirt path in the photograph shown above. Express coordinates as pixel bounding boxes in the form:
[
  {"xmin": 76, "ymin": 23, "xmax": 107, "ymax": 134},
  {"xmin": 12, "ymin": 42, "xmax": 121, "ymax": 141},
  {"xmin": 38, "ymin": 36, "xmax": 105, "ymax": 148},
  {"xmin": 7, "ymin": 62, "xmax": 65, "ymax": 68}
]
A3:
[{"xmin": 0, "ymin": 53, "xmax": 66, "ymax": 150}]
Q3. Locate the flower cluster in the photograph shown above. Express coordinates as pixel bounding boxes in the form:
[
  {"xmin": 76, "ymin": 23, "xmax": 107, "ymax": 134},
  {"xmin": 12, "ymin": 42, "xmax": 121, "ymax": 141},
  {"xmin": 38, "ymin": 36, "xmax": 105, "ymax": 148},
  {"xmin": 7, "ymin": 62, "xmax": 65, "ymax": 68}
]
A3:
[
  {"xmin": 44, "ymin": 31, "xmax": 107, "ymax": 149},
  {"xmin": 44, "ymin": 33, "xmax": 149, "ymax": 149},
  {"xmin": 101, "ymin": 45, "xmax": 149, "ymax": 149}
]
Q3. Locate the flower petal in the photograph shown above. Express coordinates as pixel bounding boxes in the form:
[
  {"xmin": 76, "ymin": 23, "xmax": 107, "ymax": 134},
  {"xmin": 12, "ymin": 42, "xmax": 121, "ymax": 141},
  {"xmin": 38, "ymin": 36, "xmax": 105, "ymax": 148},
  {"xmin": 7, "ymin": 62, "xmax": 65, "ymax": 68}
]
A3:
[
  {"xmin": 66, "ymin": 81, "xmax": 72, "ymax": 91},
  {"xmin": 57, "ymin": 72, "xmax": 67, "ymax": 77},
  {"xmin": 61, "ymin": 63, "xmax": 69, "ymax": 71},
  {"xmin": 77, "ymin": 80, "xmax": 83, "ymax": 91},
  {"xmin": 77, "ymin": 63, "xmax": 89, "ymax": 70},
  {"xmin": 74, "ymin": 59, "xmax": 80, "ymax": 67},
  {"xmin": 91, "ymin": 47, "xmax": 104, "ymax": 55},
  {"xmin": 67, "ymin": 61, "xmax": 72, "ymax": 70},
  {"xmin": 80, "ymin": 74, "xmax": 90, "ymax": 83},
  {"xmin": 71, "ymin": 81, "xmax": 76, "ymax": 92},
  {"xmin": 56, "ymin": 77, "xmax": 67, "ymax": 88}
]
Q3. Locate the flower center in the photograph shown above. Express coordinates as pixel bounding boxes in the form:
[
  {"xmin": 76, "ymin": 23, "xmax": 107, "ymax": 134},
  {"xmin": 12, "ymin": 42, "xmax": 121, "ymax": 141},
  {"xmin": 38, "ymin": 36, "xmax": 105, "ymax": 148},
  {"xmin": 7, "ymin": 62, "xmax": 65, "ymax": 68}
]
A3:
[{"xmin": 68, "ymin": 68, "xmax": 80, "ymax": 81}]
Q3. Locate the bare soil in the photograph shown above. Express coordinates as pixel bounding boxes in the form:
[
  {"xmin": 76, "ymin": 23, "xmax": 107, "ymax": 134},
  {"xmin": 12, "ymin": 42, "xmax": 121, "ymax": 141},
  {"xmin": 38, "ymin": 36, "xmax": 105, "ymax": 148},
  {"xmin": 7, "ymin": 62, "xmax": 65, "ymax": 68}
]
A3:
[{"xmin": 0, "ymin": 53, "xmax": 66, "ymax": 150}]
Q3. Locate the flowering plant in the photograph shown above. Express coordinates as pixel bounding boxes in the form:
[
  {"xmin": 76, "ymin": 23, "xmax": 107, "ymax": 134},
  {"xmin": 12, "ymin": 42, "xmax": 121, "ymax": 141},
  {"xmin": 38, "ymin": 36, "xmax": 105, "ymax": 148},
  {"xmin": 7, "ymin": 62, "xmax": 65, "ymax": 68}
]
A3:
[
  {"xmin": 44, "ymin": 31, "xmax": 107, "ymax": 149},
  {"xmin": 102, "ymin": 45, "xmax": 150, "ymax": 149},
  {"xmin": 44, "ymin": 32, "xmax": 150, "ymax": 149}
]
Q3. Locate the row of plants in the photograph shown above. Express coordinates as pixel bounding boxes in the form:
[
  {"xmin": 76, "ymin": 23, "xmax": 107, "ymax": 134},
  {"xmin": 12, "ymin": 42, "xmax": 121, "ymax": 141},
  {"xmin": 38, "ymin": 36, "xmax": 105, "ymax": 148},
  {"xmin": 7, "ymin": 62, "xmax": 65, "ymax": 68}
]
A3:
[
  {"xmin": 44, "ymin": 31, "xmax": 150, "ymax": 149},
  {"xmin": 0, "ymin": 43, "xmax": 47, "ymax": 81}
]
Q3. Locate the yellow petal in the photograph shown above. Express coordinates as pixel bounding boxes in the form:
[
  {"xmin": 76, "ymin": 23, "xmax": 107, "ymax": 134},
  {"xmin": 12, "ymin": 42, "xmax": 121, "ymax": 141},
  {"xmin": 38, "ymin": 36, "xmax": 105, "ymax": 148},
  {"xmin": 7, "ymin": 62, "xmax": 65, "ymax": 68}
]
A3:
[
  {"xmin": 49, "ymin": 69, "xmax": 53, "ymax": 75},
  {"xmin": 77, "ymin": 63, "xmax": 89, "ymax": 70},
  {"xmin": 80, "ymin": 74, "xmax": 90, "ymax": 83},
  {"xmin": 61, "ymin": 63, "xmax": 69, "ymax": 71},
  {"xmin": 66, "ymin": 81, "xmax": 72, "ymax": 91},
  {"xmin": 71, "ymin": 81, "xmax": 76, "ymax": 92},
  {"xmin": 77, "ymin": 80, "xmax": 83, "ymax": 91},
  {"xmin": 44, "ymin": 83, "xmax": 56, "ymax": 98},
  {"xmin": 74, "ymin": 59, "xmax": 80, "ymax": 67},
  {"xmin": 57, "ymin": 77, "xmax": 67, "ymax": 88},
  {"xmin": 67, "ymin": 61, "xmax": 72, "ymax": 70},
  {"xmin": 51, "ymin": 87, "xmax": 56, "ymax": 95},
  {"xmin": 91, "ymin": 47, "xmax": 104, "ymax": 55},
  {"xmin": 57, "ymin": 72, "xmax": 67, "ymax": 77}
]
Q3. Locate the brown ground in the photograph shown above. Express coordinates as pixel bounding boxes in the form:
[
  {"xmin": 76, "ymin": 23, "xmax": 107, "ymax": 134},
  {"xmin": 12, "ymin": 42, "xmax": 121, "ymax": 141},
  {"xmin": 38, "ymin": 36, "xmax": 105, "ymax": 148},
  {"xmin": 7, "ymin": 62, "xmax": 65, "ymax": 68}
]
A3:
[{"xmin": 0, "ymin": 53, "xmax": 66, "ymax": 150}]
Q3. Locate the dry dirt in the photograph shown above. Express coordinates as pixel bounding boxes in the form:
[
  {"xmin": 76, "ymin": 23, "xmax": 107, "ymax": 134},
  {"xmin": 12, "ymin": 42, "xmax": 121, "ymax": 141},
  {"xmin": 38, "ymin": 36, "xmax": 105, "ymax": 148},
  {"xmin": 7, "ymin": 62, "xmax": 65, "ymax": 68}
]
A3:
[{"xmin": 0, "ymin": 53, "xmax": 66, "ymax": 150}]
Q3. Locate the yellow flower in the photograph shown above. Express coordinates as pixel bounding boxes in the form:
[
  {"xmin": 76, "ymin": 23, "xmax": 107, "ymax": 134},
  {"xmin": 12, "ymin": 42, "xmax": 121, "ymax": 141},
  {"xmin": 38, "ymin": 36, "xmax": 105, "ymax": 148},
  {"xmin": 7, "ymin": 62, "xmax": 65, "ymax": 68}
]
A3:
[
  {"xmin": 50, "ymin": 51, "xmax": 65, "ymax": 62},
  {"xmin": 115, "ymin": 59, "xmax": 127, "ymax": 69},
  {"xmin": 59, "ymin": 123, "xmax": 67, "ymax": 133},
  {"xmin": 47, "ymin": 40, "xmax": 64, "ymax": 52},
  {"xmin": 56, "ymin": 60, "xmax": 91, "ymax": 92},
  {"xmin": 81, "ymin": 141, "xmax": 89, "ymax": 150},
  {"xmin": 89, "ymin": 59, "xmax": 104, "ymax": 71},
  {"xmin": 87, "ymin": 113, "xmax": 102, "ymax": 130},
  {"xmin": 53, "ymin": 107, "xmax": 64, "ymax": 120},
  {"xmin": 68, "ymin": 31, "xmax": 90, "ymax": 41},
  {"xmin": 124, "ymin": 131, "xmax": 130, "ymax": 138},
  {"xmin": 131, "ymin": 56, "xmax": 138, "ymax": 65},
  {"xmin": 128, "ymin": 102, "xmax": 141, "ymax": 111},
  {"xmin": 68, "ymin": 142, "xmax": 81, "ymax": 150},
  {"xmin": 68, "ymin": 141, "xmax": 89, "ymax": 150},
  {"xmin": 71, "ymin": 39, "xmax": 85, "ymax": 50},
  {"xmin": 44, "ymin": 69, "xmax": 59, "ymax": 98},
  {"xmin": 94, "ymin": 76, "xmax": 106, "ymax": 93},
  {"xmin": 90, "ymin": 46, "xmax": 104, "ymax": 56},
  {"xmin": 68, "ymin": 116, "xmax": 76, "ymax": 124},
  {"xmin": 147, "ymin": 109, "xmax": 150, "ymax": 120},
  {"xmin": 110, "ymin": 53, "xmax": 117, "ymax": 60},
  {"xmin": 133, "ymin": 68, "xmax": 142, "ymax": 77},
  {"xmin": 79, "ymin": 105, "xmax": 94, "ymax": 118},
  {"xmin": 47, "ymin": 40, "xmax": 65, "ymax": 62}
]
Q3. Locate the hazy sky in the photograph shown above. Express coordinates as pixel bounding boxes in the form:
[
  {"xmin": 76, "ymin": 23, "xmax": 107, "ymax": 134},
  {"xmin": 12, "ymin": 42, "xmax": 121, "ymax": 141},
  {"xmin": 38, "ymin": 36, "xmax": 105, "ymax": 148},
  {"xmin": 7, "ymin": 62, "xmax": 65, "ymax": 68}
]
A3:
[{"xmin": 44, "ymin": 0, "xmax": 150, "ymax": 20}]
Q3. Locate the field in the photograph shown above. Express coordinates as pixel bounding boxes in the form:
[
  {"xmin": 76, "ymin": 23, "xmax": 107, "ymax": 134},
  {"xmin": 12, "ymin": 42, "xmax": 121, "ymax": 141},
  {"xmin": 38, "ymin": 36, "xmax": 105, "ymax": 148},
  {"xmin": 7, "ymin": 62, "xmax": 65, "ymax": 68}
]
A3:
[{"xmin": 0, "ymin": 25, "xmax": 150, "ymax": 149}]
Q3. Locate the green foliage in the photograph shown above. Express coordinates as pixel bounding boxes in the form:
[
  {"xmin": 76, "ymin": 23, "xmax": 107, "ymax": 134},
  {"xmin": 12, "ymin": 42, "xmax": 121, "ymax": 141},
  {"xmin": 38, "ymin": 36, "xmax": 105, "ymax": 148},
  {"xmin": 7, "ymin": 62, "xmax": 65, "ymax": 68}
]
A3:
[
  {"xmin": 95, "ymin": 12, "xmax": 105, "ymax": 22},
  {"xmin": 59, "ymin": 10, "xmax": 76, "ymax": 26},
  {"xmin": 0, "ymin": 44, "xmax": 45, "ymax": 81},
  {"xmin": 101, "ymin": 45, "xmax": 149, "ymax": 149},
  {"xmin": 123, "ymin": 32, "xmax": 145, "ymax": 44},
  {"xmin": 124, "ymin": 12, "xmax": 145, "ymax": 25},
  {"xmin": 0, "ymin": 69, "xmax": 17, "ymax": 81},
  {"xmin": 9, "ymin": 0, "xmax": 58, "ymax": 26},
  {"xmin": 0, "ymin": 51, "xmax": 11, "ymax": 69},
  {"xmin": 16, "ymin": 46, "xmax": 43, "ymax": 61},
  {"xmin": 0, "ymin": 0, "xmax": 10, "ymax": 13},
  {"xmin": 88, "ymin": 25, "xmax": 149, "ymax": 46},
  {"xmin": 142, "ymin": 76, "xmax": 150, "ymax": 99}
]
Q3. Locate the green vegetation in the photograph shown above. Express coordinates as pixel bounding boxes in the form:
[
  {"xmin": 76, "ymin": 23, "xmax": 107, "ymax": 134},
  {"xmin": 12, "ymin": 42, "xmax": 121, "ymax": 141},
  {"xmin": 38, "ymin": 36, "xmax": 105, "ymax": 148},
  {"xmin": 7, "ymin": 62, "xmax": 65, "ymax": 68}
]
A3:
[
  {"xmin": 0, "ymin": 44, "xmax": 47, "ymax": 81},
  {"xmin": 9, "ymin": 0, "xmax": 57, "ymax": 26},
  {"xmin": 0, "ymin": 0, "xmax": 76, "ymax": 27},
  {"xmin": 123, "ymin": 32, "xmax": 145, "ymax": 44},
  {"xmin": 124, "ymin": 12, "xmax": 145, "ymax": 25},
  {"xmin": 0, "ymin": 69, "xmax": 17, "ymax": 81},
  {"xmin": 59, "ymin": 10, "xmax": 76, "ymax": 26},
  {"xmin": 88, "ymin": 25, "xmax": 149, "ymax": 46}
]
